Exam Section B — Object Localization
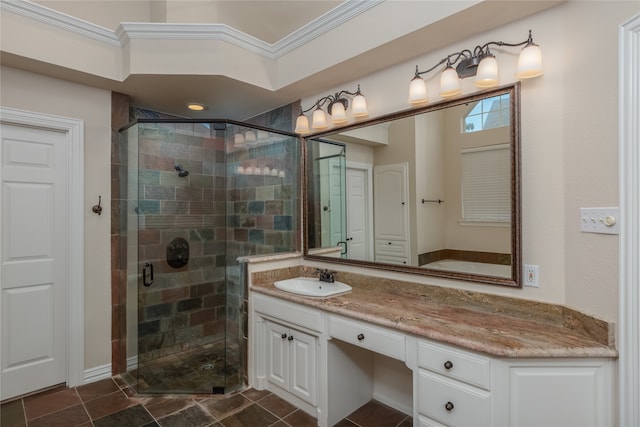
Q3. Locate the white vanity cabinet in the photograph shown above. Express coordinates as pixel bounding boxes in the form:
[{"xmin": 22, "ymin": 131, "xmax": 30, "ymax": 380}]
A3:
[
  {"xmin": 264, "ymin": 319, "xmax": 317, "ymax": 405},
  {"xmin": 250, "ymin": 290, "xmax": 615, "ymax": 427},
  {"xmin": 252, "ymin": 293, "xmax": 323, "ymax": 414},
  {"xmin": 413, "ymin": 339, "xmax": 614, "ymax": 427}
]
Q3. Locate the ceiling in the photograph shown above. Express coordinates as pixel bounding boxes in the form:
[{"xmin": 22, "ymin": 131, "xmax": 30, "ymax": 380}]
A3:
[{"xmin": 2, "ymin": 0, "xmax": 564, "ymax": 121}]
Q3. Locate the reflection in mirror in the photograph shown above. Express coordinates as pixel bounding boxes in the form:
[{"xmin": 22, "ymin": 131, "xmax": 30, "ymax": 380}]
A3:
[{"xmin": 304, "ymin": 84, "xmax": 521, "ymax": 287}]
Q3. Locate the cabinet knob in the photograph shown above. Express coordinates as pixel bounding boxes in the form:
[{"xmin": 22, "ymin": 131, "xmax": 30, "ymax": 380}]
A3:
[
  {"xmin": 357, "ymin": 333, "xmax": 365, "ymax": 341},
  {"xmin": 444, "ymin": 360, "xmax": 453, "ymax": 370},
  {"xmin": 281, "ymin": 333, "xmax": 287, "ymax": 339},
  {"xmin": 445, "ymin": 401, "xmax": 454, "ymax": 412},
  {"xmin": 388, "ymin": 242, "xmax": 392, "ymax": 245},
  {"xmin": 288, "ymin": 335, "xmax": 294, "ymax": 341}
]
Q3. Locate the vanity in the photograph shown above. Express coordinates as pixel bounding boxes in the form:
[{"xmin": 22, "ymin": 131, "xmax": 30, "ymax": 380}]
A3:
[{"xmin": 248, "ymin": 264, "xmax": 617, "ymax": 427}]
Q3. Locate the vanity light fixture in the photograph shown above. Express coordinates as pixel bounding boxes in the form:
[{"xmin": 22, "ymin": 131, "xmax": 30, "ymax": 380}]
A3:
[
  {"xmin": 186, "ymin": 102, "xmax": 208, "ymax": 111},
  {"xmin": 408, "ymin": 30, "xmax": 543, "ymax": 104},
  {"xmin": 295, "ymin": 85, "xmax": 368, "ymax": 134}
]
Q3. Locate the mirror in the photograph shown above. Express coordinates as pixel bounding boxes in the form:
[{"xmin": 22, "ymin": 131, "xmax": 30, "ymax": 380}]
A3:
[{"xmin": 303, "ymin": 84, "xmax": 521, "ymax": 287}]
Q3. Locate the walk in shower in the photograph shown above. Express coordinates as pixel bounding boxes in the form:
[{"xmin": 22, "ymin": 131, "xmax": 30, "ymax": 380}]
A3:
[{"xmin": 120, "ymin": 119, "xmax": 299, "ymax": 395}]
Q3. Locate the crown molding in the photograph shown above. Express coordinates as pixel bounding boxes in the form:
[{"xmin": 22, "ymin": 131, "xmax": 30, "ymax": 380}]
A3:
[
  {"xmin": 0, "ymin": 0, "xmax": 120, "ymax": 46},
  {"xmin": 116, "ymin": 22, "xmax": 274, "ymax": 56},
  {"xmin": 1, "ymin": 0, "xmax": 382, "ymax": 59},
  {"xmin": 272, "ymin": 0, "xmax": 383, "ymax": 57}
]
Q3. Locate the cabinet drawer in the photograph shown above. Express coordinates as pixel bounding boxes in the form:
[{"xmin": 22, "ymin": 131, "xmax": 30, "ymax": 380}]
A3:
[
  {"xmin": 329, "ymin": 315, "xmax": 405, "ymax": 361},
  {"xmin": 375, "ymin": 255, "xmax": 408, "ymax": 266},
  {"xmin": 418, "ymin": 370, "xmax": 490, "ymax": 427},
  {"xmin": 253, "ymin": 293, "xmax": 323, "ymax": 332},
  {"xmin": 418, "ymin": 341, "xmax": 490, "ymax": 390},
  {"xmin": 375, "ymin": 239, "xmax": 408, "ymax": 256}
]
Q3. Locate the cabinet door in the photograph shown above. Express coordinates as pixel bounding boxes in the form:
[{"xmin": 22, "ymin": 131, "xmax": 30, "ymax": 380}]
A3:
[
  {"xmin": 289, "ymin": 329, "xmax": 317, "ymax": 405},
  {"xmin": 505, "ymin": 361, "xmax": 613, "ymax": 427},
  {"xmin": 265, "ymin": 320, "xmax": 289, "ymax": 391}
]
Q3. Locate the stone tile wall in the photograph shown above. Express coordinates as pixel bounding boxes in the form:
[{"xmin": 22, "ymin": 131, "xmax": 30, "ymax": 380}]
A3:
[
  {"xmin": 134, "ymin": 122, "xmax": 228, "ymax": 362},
  {"xmin": 111, "ymin": 101, "xmax": 300, "ymax": 392}
]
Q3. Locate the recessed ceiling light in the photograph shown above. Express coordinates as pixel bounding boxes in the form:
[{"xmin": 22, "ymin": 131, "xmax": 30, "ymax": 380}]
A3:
[{"xmin": 187, "ymin": 103, "xmax": 207, "ymax": 111}]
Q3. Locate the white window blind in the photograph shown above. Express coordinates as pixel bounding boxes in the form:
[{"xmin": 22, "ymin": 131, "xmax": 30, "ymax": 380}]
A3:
[{"xmin": 461, "ymin": 144, "xmax": 510, "ymax": 222}]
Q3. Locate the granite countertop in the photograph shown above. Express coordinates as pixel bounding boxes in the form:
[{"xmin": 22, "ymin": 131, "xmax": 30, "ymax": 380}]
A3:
[{"xmin": 250, "ymin": 266, "xmax": 618, "ymax": 359}]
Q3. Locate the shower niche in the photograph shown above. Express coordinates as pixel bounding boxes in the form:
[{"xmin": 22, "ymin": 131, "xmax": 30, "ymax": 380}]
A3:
[{"xmin": 119, "ymin": 119, "xmax": 299, "ymax": 395}]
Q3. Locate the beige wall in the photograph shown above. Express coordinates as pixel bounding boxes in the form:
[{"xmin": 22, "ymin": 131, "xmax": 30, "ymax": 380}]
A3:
[
  {"xmin": 442, "ymin": 103, "xmax": 511, "ymax": 253},
  {"xmin": 0, "ymin": 66, "xmax": 112, "ymax": 370},
  {"xmin": 302, "ymin": 1, "xmax": 640, "ymax": 322}
]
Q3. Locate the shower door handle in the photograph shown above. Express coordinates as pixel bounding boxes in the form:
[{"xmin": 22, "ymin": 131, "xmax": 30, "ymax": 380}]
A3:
[{"xmin": 143, "ymin": 262, "xmax": 154, "ymax": 287}]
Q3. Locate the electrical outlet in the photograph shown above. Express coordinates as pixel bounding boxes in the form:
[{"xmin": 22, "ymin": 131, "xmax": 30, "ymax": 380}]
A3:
[{"xmin": 524, "ymin": 264, "xmax": 539, "ymax": 287}]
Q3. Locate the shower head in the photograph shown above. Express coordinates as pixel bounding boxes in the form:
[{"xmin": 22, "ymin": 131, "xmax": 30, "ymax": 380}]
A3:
[{"xmin": 174, "ymin": 164, "xmax": 189, "ymax": 177}]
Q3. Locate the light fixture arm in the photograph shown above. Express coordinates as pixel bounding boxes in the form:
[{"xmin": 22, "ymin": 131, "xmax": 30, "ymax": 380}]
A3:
[
  {"xmin": 301, "ymin": 84, "xmax": 364, "ymax": 115},
  {"xmin": 295, "ymin": 84, "xmax": 368, "ymax": 133},
  {"xmin": 413, "ymin": 30, "xmax": 539, "ymax": 80}
]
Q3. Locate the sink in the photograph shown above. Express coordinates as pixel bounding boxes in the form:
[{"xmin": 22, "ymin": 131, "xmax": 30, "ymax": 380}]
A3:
[{"xmin": 274, "ymin": 277, "xmax": 352, "ymax": 297}]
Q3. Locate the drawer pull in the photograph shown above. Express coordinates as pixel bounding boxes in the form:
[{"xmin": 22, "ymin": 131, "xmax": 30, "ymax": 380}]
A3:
[
  {"xmin": 281, "ymin": 333, "xmax": 287, "ymax": 339},
  {"xmin": 444, "ymin": 360, "xmax": 453, "ymax": 370},
  {"xmin": 445, "ymin": 401, "xmax": 455, "ymax": 412},
  {"xmin": 288, "ymin": 335, "xmax": 294, "ymax": 341},
  {"xmin": 357, "ymin": 333, "xmax": 365, "ymax": 341}
]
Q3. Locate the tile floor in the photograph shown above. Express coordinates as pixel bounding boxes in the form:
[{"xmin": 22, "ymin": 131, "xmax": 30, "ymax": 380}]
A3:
[
  {"xmin": 1, "ymin": 376, "xmax": 413, "ymax": 427},
  {"xmin": 136, "ymin": 342, "xmax": 242, "ymax": 395}
]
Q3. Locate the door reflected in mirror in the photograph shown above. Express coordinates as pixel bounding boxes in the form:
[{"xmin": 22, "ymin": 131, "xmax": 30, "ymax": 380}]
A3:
[{"xmin": 304, "ymin": 84, "xmax": 521, "ymax": 287}]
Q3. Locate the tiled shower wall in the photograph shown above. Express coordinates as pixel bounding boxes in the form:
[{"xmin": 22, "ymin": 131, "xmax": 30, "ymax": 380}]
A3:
[
  {"xmin": 110, "ymin": 97, "xmax": 299, "ymax": 386},
  {"xmin": 135, "ymin": 122, "xmax": 228, "ymax": 361}
]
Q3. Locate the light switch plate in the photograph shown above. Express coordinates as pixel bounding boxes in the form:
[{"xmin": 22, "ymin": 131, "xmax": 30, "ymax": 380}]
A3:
[{"xmin": 580, "ymin": 207, "xmax": 620, "ymax": 235}]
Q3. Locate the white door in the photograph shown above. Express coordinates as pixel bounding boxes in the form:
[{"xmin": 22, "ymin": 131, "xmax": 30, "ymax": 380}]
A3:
[
  {"xmin": 1, "ymin": 124, "xmax": 68, "ymax": 400},
  {"xmin": 346, "ymin": 167, "xmax": 368, "ymax": 261},
  {"xmin": 374, "ymin": 163, "xmax": 409, "ymax": 241}
]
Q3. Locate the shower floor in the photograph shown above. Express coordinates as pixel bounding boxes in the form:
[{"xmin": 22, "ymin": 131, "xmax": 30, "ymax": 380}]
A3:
[{"xmin": 134, "ymin": 341, "xmax": 242, "ymax": 395}]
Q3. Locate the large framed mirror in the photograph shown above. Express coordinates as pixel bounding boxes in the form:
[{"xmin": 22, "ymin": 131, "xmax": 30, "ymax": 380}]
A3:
[{"xmin": 303, "ymin": 83, "xmax": 521, "ymax": 287}]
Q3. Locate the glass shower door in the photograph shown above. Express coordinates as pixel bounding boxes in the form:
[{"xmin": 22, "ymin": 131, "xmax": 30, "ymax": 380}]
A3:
[
  {"xmin": 308, "ymin": 140, "xmax": 347, "ymax": 256},
  {"xmin": 134, "ymin": 121, "xmax": 228, "ymax": 394}
]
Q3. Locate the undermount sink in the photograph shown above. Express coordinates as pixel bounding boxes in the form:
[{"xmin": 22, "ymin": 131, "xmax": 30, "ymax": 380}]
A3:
[{"xmin": 274, "ymin": 277, "xmax": 352, "ymax": 298}]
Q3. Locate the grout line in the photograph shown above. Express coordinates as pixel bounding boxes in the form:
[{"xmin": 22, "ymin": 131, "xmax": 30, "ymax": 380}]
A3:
[{"xmin": 20, "ymin": 398, "xmax": 28, "ymax": 427}]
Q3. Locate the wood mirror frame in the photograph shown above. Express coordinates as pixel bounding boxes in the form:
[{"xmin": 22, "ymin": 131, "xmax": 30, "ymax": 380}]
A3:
[{"xmin": 302, "ymin": 83, "xmax": 521, "ymax": 287}]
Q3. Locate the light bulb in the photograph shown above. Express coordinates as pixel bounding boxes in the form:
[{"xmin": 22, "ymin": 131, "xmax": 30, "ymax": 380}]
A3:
[
  {"xmin": 439, "ymin": 66, "xmax": 461, "ymax": 98},
  {"xmin": 516, "ymin": 42, "xmax": 543, "ymax": 79},
  {"xmin": 408, "ymin": 76, "xmax": 427, "ymax": 104},
  {"xmin": 475, "ymin": 55, "xmax": 499, "ymax": 88},
  {"xmin": 245, "ymin": 131, "xmax": 256, "ymax": 144},
  {"xmin": 312, "ymin": 108, "xmax": 328, "ymax": 130},
  {"xmin": 351, "ymin": 94, "xmax": 368, "ymax": 117},
  {"xmin": 330, "ymin": 101, "xmax": 347, "ymax": 124},
  {"xmin": 294, "ymin": 114, "xmax": 310, "ymax": 134}
]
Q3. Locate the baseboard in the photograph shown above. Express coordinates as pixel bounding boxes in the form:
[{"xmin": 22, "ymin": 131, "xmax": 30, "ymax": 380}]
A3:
[
  {"xmin": 83, "ymin": 363, "xmax": 112, "ymax": 384},
  {"xmin": 127, "ymin": 356, "xmax": 138, "ymax": 371},
  {"xmin": 82, "ymin": 356, "xmax": 138, "ymax": 385}
]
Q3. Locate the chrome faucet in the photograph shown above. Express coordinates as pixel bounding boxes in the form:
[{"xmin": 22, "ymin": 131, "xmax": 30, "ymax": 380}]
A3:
[{"xmin": 316, "ymin": 268, "xmax": 336, "ymax": 283}]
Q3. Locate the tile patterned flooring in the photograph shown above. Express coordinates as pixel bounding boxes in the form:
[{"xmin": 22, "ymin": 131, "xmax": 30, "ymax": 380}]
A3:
[{"xmin": 1, "ymin": 376, "xmax": 413, "ymax": 427}]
